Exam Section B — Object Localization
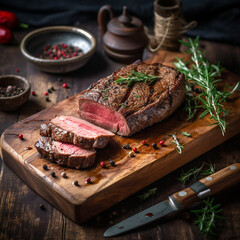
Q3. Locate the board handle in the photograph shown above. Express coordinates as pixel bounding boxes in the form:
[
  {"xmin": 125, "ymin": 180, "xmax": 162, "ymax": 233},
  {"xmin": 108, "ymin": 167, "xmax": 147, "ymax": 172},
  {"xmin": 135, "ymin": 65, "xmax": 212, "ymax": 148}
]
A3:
[{"xmin": 170, "ymin": 163, "xmax": 240, "ymax": 208}]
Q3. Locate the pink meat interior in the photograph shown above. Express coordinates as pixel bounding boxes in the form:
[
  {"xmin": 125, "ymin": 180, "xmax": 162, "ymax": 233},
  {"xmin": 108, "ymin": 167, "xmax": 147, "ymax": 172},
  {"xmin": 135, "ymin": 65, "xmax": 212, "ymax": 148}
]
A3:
[
  {"xmin": 79, "ymin": 100, "xmax": 130, "ymax": 135},
  {"xmin": 53, "ymin": 140, "xmax": 95, "ymax": 156},
  {"xmin": 51, "ymin": 115, "xmax": 114, "ymax": 138}
]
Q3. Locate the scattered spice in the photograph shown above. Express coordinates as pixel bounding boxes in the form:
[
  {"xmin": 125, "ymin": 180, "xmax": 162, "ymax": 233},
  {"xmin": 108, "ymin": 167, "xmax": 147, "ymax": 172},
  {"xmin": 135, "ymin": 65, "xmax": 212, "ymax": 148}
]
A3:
[
  {"xmin": 39, "ymin": 204, "xmax": 45, "ymax": 210},
  {"xmin": 152, "ymin": 143, "xmax": 157, "ymax": 149},
  {"xmin": 42, "ymin": 164, "xmax": 48, "ymax": 170},
  {"xmin": 128, "ymin": 151, "xmax": 135, "ymax": 157},
  {"xmin": 18, "ymin": 134, "xmax": 23, "ymax": 140},
  {"xmin": 100, "ymin": 161, "xmax": 106, "ymax": 168},
  {"xmin": 47, "ymin": 89, "xmax": 52, "ymax": 94},
  {"xmin": 37, "ymin": 43, "xmax": 83, "ymax": 60},
  {"xmin": 50, "ymin": 171, "xmax": 56, "ymax": 178},
  {"xmin": 62, "ymin": 83, "xmax": 67, "ymax": 88},
  {"xmin": 0, "ymin": 85, "xmax": 24, "ymax": 97},
  {"xmin": 86, "ymin": 177, "xmax": 91, "ymax": 184},
  {"xmin": 46, "ymin": 97, "xmax": 50, "ymax": 102},
  {"xmin": 142, "ymin": 140, "xmax": 146, "ymax": 145},
  {"xmin": 44, "ymin": 92, "xmax": 48, "ymax": 96},
  {"xmin": 72, "ymin": 180, "xmax": 79, "ymax": 186},
  {"xmin": 31, "ymin": 91, "xmax": 36, "ymax": 96},
  {"xmin": 61, "ymin": 172, "xmax": 67, "ymax": 178},
  {"xmin": 132, "ymin": 147, "xmax": 137, "ymax": 153},
  {"xmin": 16, "ymin": 68, "xmax": 19, "ymax": 73},
  {"xmin": 51, "ymin": 86, "xmax": 55, "ymax": 91},
  {"xmin": 122, "ymin": 144, "xmax": 131, "ymax": 149},
  {"xmin": 110, "ymin": 160, "xmax": 115, "ymax": 166},
  {"xmin": 159, "ymin": 140, "xmax": 165, "ymax": 146}
]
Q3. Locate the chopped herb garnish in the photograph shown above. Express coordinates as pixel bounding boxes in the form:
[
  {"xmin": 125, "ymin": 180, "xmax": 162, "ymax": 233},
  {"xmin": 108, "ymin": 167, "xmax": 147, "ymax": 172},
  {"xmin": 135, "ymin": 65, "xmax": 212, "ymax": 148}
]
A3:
[
  {"xmin": 138, "ymin": 187, "xmax": 157, "ymax": 201},
  {"xmin": 174, "ymin": 36, "xmax": 240, "ymax": 136},
  {"xmin": 119, "ymin": 103, "xmax": 127, "ymax": 108},
  {"xmin": 134, "ymin": 95, "xmax": 141, "ymax": 98},
  {"xmin": 115, "ymin": 71, "xmax": 159, "ymax": 87},
  {"xmin": 101, "ymin": 87, "xmax": 111, "ymax": 92},
  {"xmin": 180, "ymin": 131, "xmax": 192, "ymax": 137},
  {"xmin": 102, "ymin": 95, "xmax": 108, "ymax": 101},
  {"xmin": 170, "ymin": 133, "xmax": 183, "ymax": 154}
]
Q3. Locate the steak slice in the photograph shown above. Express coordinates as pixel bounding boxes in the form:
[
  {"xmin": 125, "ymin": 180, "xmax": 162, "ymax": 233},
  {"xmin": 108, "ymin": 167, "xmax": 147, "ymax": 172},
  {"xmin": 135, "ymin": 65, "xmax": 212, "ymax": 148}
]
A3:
[
  {"xmin": 78, "ymin": 61, "xmax": 185, "ymax": 136},
  {"xmin": 40, "ymin": 116, "xmax": 115, "ymax": 149},
  {"xmin": 35, "ymin": 137, "xmax": 96, "ymax": 169}
]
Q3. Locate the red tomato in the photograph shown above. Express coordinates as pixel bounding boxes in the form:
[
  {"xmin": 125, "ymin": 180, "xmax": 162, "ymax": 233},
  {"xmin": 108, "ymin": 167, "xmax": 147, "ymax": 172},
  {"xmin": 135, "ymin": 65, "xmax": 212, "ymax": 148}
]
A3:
[{"xmin": 0, "ymin": 26, "xmax": 12, "ymax": 44}]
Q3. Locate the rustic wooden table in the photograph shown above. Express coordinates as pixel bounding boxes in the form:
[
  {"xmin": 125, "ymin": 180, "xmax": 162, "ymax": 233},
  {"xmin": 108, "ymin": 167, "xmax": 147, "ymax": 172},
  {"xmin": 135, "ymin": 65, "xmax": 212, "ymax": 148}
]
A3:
[{"xmin": 0, "ymin": 21, "xmax": 240, "ymax": 240}]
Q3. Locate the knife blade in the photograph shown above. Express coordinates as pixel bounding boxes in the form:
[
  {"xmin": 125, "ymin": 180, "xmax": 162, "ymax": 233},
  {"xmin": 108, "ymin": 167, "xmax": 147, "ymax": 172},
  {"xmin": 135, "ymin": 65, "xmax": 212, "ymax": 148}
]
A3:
[{"xmin": 104, "ymin": 163, "xmax": 240, "ymax": 237}]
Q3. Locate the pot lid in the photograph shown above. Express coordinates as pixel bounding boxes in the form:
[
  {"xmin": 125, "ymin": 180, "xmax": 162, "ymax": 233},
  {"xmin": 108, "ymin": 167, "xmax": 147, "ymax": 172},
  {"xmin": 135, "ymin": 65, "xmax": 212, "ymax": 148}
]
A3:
[{"xmin": 108, "ymin": 6, "xmax": 144, "ymax": 36}]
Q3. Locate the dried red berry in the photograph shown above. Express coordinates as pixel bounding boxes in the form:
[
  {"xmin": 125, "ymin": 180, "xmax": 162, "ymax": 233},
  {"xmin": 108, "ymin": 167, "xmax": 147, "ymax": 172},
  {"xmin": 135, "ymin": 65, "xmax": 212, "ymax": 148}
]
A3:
[
  {"xmin": 86, "ymin": 177, "xmax": 91, "ymax": 183},
  {"xmin": 62, "ymin": 83, "xmax": 67, "ymax": 88},
  {"xmin": 18, "ymin": 134, "xmax": 23, "ymax": 139},
  {"xmin": 159, "ymin": 140, "xmax": 165, "ymax": 146},
  {"xmin": 32, "ymin": 91, "xmax": 36, "ymax": 96},
  {"xmin": 100, "ymin": 161, "xmax": 106, "ymax": 168},
  {"xmin": 142, "ymin": 140, "xmax": 146, "ymax": 145},
  {"xmin": 16, "ymin": 68, "xmax": 19, "ymax": 73},
  {"xmin": 132, "ymin": 147, "xmax": 137, "ymax": 152},
  {"xmin": 44, "ymin": 92, "xmax": 48, "ymax": 96}
]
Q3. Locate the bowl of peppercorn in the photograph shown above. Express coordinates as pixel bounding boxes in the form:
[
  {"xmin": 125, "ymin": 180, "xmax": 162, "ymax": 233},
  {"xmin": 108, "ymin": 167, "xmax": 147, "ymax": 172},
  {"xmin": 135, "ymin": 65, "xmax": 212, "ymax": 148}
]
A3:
[
  {"xmin": 0, "ymin": 75, "xmax": 31, "ymax": 111},
  {"xmin": 20, "ymin": 26, "xmax": 97, "ymax": 73}
]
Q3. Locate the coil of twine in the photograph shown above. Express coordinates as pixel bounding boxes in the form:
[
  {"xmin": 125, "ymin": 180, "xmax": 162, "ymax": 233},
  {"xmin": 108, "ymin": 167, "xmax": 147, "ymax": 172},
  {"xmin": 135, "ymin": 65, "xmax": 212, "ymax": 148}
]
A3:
[{"xmin": 146, "ymin": 0, "xmax": 197, "ymax": 52}]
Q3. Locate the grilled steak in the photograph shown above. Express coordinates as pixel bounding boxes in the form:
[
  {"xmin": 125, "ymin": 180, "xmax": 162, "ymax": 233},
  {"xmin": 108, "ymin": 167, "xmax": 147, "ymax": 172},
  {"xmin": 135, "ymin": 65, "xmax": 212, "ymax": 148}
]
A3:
[
  {"xmin": 35, "ymin": 137, "xmax": 96, "ymax": 169},
  {"xmin": 40, "ymin": 116, "xmax": 115, "ymax": 149},
  {"xmin": 78, "ymin": 60, "xmax": 185, "ymax": 136}
]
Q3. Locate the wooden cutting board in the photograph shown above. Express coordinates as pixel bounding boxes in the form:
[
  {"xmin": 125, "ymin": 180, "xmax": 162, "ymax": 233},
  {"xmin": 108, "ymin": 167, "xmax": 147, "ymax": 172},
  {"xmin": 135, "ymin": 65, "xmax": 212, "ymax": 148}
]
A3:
[{"xmin": 1, "ymin": 51, "xmax": 240, "ymax": 223}]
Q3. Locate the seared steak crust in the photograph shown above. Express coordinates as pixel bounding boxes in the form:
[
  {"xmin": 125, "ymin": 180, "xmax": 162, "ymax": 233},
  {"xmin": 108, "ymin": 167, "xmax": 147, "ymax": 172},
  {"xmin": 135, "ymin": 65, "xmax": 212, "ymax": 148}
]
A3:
[
  {"xmin": 40, "ymin": 116, "xmax": 114, "ymax": 149},
  {"xmin": 78, "ymin": 60, "xmax": 185, "ymax": 136}
]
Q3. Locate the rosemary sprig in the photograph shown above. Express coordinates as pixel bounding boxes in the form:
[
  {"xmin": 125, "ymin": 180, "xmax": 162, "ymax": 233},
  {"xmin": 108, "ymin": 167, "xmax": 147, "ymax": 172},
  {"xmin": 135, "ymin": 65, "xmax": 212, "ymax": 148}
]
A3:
[
  {"xmin": 115, "ymin": 71, "xmax": 159, "ymax": 87},
  {"xmin": 102, "ymin": 94, "xmax": 108, "ymax": 101},
  {"xmin": 101, "ymin": 87, "xmax": 110, "ymax": 92},
  {"xmin": 174, "ymin": 36, "xmax": 240, "ymax": 135},
  {"xmin": 138, "ymin": 187, "xmax": 157, "ymax": 201},
  {"xmin": 178, "ymin": 162, "xmax": 215, "ymax": 185},
  {"xmin": 170, "ymin": 133, "xmax": 184, "ymax": 154},
  {"xmin": 191, "ymin": 198, "xmax": 223, "ymax": 235}
]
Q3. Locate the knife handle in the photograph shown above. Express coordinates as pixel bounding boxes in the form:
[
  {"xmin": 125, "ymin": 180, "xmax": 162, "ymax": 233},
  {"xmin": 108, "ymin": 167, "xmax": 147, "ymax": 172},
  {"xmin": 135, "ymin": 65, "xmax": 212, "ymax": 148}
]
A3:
[{"xmin": 171, "ymin": 163, "xmax": 240, "ymax": 208}]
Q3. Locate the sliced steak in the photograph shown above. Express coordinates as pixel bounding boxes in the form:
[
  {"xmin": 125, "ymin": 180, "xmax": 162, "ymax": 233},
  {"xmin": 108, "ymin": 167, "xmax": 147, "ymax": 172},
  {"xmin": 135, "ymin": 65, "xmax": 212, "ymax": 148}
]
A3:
[
  {"xmin": 35, "ymin": 137, "xmax": 96, "ymax": 169},
  {"xmin": 78, "ymin": 61, "xmax": 185, "ymax": 136},
  {"xmin": 40, "ymin": 116, "xmax": 115, "ymax": 149}
]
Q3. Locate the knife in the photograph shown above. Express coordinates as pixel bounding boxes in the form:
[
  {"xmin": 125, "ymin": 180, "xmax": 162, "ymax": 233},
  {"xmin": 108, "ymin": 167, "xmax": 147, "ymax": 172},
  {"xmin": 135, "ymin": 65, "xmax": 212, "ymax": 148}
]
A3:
[{"xmin": 104, "ymin": 163, "xmax": 240, "ymax": 237}]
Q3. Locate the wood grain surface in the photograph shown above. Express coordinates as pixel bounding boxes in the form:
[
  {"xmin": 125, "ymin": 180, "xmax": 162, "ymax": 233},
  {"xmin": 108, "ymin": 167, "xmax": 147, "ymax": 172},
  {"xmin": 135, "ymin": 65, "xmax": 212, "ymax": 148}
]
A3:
[{"xmin": 0, "ymin": 21, "xmax": 240, "ymax": 240}]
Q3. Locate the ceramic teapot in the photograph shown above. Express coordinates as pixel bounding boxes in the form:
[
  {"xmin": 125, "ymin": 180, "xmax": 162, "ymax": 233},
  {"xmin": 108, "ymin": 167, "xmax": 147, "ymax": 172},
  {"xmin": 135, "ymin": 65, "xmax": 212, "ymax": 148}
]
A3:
[{"xmin": 97, "ymin": 5, "xmax": 148, "ymax": 63}]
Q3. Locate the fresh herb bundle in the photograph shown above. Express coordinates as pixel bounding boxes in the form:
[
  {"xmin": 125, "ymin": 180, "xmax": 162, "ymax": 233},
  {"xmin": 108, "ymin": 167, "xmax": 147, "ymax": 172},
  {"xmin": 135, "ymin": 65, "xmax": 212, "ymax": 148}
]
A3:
[
  {"xmin": 115, "ymin": 71, "xmax": 159, "ymax": 87},
  {"xmin": 174, "ymin": 36, "xmax": 240, "ymax": 135},
  {"xmin": 191, "ymin": 198, "xmax": 223, "ymax": 236},
  {"xmin": 178, "ymin": 162, "xmax": 215, "ymax": 185},
  {"xmin": 138, "ymin": 187, "xmax": 157, "ymax": 201}
]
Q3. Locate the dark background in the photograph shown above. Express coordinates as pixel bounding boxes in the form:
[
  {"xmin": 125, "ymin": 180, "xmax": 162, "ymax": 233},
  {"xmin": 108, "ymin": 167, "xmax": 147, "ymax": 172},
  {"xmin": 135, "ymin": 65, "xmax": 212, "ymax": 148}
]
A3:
[{"xmin": 1, "ymin": 0, "xmax": 240, "ymax": 44}]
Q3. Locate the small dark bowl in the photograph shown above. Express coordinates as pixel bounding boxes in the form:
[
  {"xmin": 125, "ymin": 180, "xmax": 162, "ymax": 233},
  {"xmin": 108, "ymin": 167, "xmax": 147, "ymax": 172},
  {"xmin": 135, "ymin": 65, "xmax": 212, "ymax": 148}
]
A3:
[
  {"xmin": 20, "ymin": 26, "xmax": 97, "ymax": 73},
  {"xmin": 0, "ymin": 75, "xmax": 31, "ymax": 111}
]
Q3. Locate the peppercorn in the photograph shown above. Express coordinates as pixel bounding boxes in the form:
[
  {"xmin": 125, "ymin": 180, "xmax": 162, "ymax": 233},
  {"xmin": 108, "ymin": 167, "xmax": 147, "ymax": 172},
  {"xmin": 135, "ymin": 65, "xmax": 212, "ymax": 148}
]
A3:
[
  {"xmin": 46, "ymin": 97, "xmax": 50, "ymax": 102},
  {"xmin": 110, "ymin": 160, "xmax": 115, "ymax": 166},
  {"xmin": 61, "ymin": 172, "xmax": 67, "ymax": 178},
  {"xmin": 72, "ymin": 180, "xmax": 78, "ymax": 186},
  {"xmin": 128, "ymin": 151, "xmax": 135, "ymax": 157},
  {"xmin": 152, "ymin": 143, "xmax": 157, "ymax": 149},
  {"xmin": 50, "ymin": 171, "xmax": 55, "ymax": 178},
  {"xmin": 32, "ymin": 91, "xmax": 36, "ymax": 96},
  {"xmin": 100, "ymin": 161, "xmax": 106, "ymax": 168},
  {"xmin": 39, "ymin": 204, "xmax": 45, "ymax": 210},
  {"xmin": 86, "ymin": 177, "xmax": 91, "ymax": 184},
  {"xmin": 44, "ymin": 92, "xmax": 48, "ymax": 96},
  {"xmin": 18, "ymin": 134, "xmax": 23, "ymax": 140},
  {"xmin": 51, "ymin": 86, "xmax": 55, "ymax": 91},
  {"xmin": 42, "ymin": 164, "xmax": 48, "ymax": 170},
  {"xmin": 159, "ymin": 140, "xmax": 165, "ymax": 146},
  {"xmin": 62, "ymin": 83, "xmax": 67, "ymax": 88},
  {"xmin": 132, "ymin": 147, "xmax": 137, "ymax": 153},
  {"xmin": 142, "ymin": 140, "xmax": 146, "ymax": 145},
  {"xmin": 47, "ymin": 89, "xmax": 52, "ymax": 93}
]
